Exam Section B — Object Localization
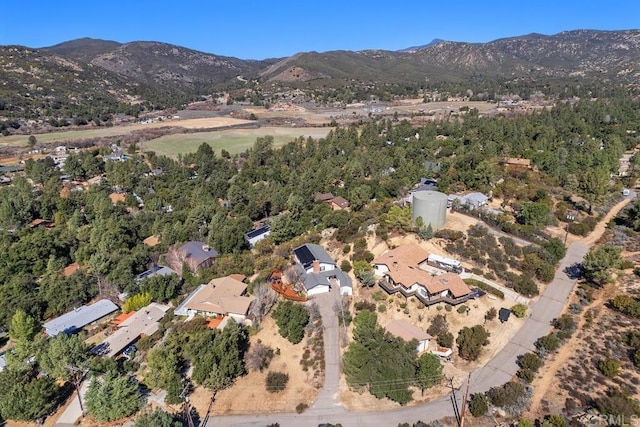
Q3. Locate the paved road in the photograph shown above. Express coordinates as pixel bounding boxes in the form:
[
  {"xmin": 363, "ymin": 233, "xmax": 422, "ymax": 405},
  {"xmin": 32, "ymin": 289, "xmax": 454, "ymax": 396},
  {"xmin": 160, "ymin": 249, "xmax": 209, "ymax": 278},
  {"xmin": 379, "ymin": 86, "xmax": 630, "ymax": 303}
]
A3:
[
  {"xmin": 468, "ymin": 242, "xmax": 587, "ymax": 394},
  {"xmin": 57, "ymin": 378, "xmax": 91, "ymax": 427},
  {"xmin": 306, "ymin": 286, "xmax": 344, "ymax": 418},
  {"xmin": 207, "ymin": 243, "xmax": 588, "ymax": 427}
]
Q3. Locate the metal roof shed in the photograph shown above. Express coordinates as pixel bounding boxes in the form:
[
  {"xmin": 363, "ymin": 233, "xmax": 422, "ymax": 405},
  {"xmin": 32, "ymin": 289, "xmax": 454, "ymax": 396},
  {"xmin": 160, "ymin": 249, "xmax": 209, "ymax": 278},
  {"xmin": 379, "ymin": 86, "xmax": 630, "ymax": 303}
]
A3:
[
  {"xmin": 44, "ymin": 299, "xmax": 119, "ymax": 337},
  {"xmin": 499, "ymin": 307, "xmax": 511, "ymax": 323}
]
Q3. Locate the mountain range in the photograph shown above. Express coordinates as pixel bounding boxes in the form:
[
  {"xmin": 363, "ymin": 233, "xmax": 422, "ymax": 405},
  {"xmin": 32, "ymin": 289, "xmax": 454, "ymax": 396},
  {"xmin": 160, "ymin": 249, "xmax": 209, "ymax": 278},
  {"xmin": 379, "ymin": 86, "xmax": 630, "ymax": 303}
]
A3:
[{"xmin": 1, "ymin": 29, "xmax": 639, "ymax": 118}]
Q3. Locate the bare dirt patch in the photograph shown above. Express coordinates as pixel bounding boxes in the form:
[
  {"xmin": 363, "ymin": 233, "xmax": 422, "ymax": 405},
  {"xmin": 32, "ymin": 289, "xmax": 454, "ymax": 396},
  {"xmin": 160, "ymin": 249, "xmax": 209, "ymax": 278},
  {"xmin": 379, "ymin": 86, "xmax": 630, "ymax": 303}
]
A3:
[{"xmin": 191, "ymin": 315, "xmax": 319, "ymax": 417}]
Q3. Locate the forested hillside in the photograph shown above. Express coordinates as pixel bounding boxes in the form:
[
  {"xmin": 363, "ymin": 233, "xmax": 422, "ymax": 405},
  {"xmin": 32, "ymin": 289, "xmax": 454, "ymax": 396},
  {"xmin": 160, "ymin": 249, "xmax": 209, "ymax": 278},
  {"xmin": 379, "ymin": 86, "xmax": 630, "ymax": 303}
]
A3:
[
  {"xmin": 2, "ymin": 29, "xmax": 640, "ymax": 124},
  {"xmin": 0, "ymin": 97, "xmax": 638, "ymax": 328}
]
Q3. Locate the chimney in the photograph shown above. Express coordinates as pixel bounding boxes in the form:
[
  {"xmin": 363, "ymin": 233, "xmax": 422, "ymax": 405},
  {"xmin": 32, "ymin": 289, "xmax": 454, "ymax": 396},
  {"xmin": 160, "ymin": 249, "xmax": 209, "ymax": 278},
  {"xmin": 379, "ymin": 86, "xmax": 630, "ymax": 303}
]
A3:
[
  {"xmin": 393, "ymin": 261, "xmax": 399, "ymax": 270},
  {"xmin": 312, "ymin": 260, "xmax": 320, "ymax": 274},
  {"xmin": 202, "ymin": 244, "xmax": 210, "ymax": 252}
]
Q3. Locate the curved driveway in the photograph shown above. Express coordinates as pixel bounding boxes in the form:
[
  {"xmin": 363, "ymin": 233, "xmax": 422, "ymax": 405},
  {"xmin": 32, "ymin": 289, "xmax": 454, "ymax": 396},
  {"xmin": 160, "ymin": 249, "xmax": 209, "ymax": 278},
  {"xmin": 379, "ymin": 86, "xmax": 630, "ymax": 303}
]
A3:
[{"xmin": 207, "ymin": 242, "xmax": 588, "ymax": 427}]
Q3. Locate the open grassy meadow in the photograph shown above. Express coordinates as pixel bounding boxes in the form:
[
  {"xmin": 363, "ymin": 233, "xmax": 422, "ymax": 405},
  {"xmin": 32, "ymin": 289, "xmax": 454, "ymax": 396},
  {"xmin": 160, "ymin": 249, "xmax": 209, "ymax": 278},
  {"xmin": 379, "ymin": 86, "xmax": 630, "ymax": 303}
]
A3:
[
  {"xmin": 0, "ymin": 127, "xmax": 133, "ymax": 148},
  {"xmin": 141, "ymin": 126, "xmax": 332, "ymax": 157},
  {"xmin": 0, "ymin": 117, "xmax": 254, "ymax": 149}
]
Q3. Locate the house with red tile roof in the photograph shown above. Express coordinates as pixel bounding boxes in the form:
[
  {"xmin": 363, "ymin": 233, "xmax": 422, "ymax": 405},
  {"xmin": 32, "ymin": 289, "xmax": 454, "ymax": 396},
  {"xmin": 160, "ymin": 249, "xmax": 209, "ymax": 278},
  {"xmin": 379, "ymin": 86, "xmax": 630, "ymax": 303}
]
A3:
[{"xmin": 373, "ymin": 245, "xmax": 472, "ymax": 307}]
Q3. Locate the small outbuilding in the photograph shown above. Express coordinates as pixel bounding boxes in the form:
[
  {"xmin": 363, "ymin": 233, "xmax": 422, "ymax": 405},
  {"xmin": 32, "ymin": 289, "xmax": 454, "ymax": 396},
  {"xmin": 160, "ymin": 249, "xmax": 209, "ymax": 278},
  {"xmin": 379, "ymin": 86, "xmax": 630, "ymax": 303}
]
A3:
[
  {"xmin": 386, "ymin": 319, "xmax": 432, "ymax": 353},
  {"xmin": 244, "ymin": 225, "xmax": 271, "ymax": 247},
  {"xmin": 499, "ymin": 308, "xmax": 511, "ymax": 323}
]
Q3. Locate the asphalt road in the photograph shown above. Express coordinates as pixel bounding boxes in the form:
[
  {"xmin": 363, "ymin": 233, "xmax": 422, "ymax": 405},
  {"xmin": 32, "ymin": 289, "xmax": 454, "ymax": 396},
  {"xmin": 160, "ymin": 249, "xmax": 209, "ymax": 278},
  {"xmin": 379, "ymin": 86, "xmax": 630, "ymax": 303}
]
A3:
[{"xmin": 207, "ymin": 242, "xmax": 589, "ymax": 427}]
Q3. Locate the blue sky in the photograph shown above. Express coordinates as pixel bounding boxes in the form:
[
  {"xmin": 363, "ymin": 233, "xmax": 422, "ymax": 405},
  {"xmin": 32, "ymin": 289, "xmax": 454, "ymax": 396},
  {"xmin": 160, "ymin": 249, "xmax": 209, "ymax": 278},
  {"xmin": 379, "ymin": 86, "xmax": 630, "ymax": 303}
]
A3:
[{"xmin": 1, "ymin": 1, "xmax": 637, "ymax": 59}]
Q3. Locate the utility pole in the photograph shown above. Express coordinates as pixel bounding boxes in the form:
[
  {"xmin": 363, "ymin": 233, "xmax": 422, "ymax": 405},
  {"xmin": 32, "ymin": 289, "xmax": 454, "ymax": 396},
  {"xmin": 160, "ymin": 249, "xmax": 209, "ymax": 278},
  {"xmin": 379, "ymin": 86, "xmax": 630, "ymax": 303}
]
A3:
[
  {"xmin": 180, "ymin": 382, "xmax": 195, "ymax": 427},
  {"xmin": 448, "ymin": 376, "xmax": 461, "ymax": 427},
  {"xmin": 460, "ymin": 372, "xmax": 471, "ymax": 427},
  {"xmin": 67, "ymin": 365, "xmax": 89, "ymax": 417}
]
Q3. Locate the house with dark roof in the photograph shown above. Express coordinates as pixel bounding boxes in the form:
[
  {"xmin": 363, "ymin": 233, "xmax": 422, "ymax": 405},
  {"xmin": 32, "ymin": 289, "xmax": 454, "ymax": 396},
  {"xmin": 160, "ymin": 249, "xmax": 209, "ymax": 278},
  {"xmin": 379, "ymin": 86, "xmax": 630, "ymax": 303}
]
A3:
[
  {"xmin": 314, "ymin": 192, "xmax": 350, "ymax": 211},
  {"xmin": 328, "ymin": 196, "xmax": 350, "ymax": 211},
  {"xmin": 0, "ymin": 164, "xmax": 24, "ymax": 174},
  {"xmin": 135, "ymin": 265, "xmax": 177, "ymax": 282},
  {"xmin": 293, "ymin": 243, "xmax": 352, "ymax": 296},
  {"xmin": 406, "ymin": 178, "xmax": 439, "ymax": 204},
  {"xmin": 294, "ymin": 244, "xmax": 336, "ymax": 274},
  {"xmin": 314, "ymin": 192, "xmax": 335, "ymax": 202},
  {"xmin": 175, "ymin": 241, "xmax": 218, "ymax": 273},
  {"xmin": 244, "ymin": 225, "xmax": 271, "ymax": 247}
]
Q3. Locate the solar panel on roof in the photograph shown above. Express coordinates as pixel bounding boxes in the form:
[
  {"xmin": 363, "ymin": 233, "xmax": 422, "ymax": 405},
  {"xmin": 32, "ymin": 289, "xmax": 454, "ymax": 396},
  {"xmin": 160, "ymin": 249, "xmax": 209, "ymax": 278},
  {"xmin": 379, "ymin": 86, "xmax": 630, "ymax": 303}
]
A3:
[
  {"xmin": 294, "ymin": 245, "xmax": 315, "ymax": 268},
  {"xmin": 245, "ymin": 225, "xmax": 270, "ymax": 239}
]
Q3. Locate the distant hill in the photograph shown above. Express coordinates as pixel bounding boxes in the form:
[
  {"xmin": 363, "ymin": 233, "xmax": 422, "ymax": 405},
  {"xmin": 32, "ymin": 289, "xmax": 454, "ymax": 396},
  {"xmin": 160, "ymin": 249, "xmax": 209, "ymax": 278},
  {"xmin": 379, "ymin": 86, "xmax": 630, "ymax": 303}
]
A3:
[
  {"xmin": 88, "ymin": 41, "xmax": 265, "ymax": 89},
  {"xmin": 263, "ymin": 30, "xmax": 640, "ymax": 84},
  {"xmin": 0, "ymin": 45, "xmax": 148, "ymax": 118},
  {"xmin": 2, "ymin": 29, "xmax": 639, "ymax": 120},
  {"xmin": 399, "ymin": 39, "xmax": 446, "ymax": 52},
  {"xmin": 43, "ymin": 37, "xmax": 122, "ymax": 60}
]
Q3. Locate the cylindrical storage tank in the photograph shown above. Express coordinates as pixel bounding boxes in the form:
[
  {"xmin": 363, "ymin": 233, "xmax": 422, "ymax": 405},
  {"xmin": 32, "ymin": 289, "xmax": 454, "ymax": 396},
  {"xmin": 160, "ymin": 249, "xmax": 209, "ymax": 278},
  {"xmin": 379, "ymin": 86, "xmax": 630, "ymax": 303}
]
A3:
[{"xmin": 411, "ymin": 190, "xmax": 448, "ymax": 230}]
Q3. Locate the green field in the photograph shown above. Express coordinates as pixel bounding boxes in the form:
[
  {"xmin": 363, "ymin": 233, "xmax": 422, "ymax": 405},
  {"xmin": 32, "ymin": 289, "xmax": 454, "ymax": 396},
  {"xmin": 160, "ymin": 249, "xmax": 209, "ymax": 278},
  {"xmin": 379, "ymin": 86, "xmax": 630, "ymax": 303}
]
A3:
[{"xmin": 141, "ymin": 127, "xmax": 332, "ymax": 157}]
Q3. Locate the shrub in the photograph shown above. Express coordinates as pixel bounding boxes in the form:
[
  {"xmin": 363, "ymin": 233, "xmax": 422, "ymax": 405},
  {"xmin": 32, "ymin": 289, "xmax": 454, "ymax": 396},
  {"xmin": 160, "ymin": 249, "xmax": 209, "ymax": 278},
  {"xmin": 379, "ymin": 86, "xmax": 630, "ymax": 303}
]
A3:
[
  {"xmin": 372, "ymin": 291, "xmax": 386, "ymax": 301},
  {"xmin": 518, "ymin": 352, "xmax": 543, "ymax": 372},
  {"xmin": 553, "ymin": 314, "xmax": 575, "ymax": 333},
  {"xmin": 595, "ymin": 387, "xmax": 640, "ymax": 417},
  {"xmin": 468, "ymin": 393, "xmax": 488, "ymax": 416},
  {"xmin": 486, "ymin": 381, "xmax": 528, "ymax": 413},
  {"xmin": 535, "ymin": 263, "xmax": 556, "ymax": 283},
  {"xmin": 427, "ymin": 314, "xmax": 449, "ymax": 336},
  {"xmin": 517, "ymin": 368, "xmax": 535, "ymax": 383},
  {"xmin": 621, "ymin": 260, "xmax": 635, "ymax": 270},
  {"xmin": 542, "ymin": 415, "xmax": 567, "ymax": 427},
  {"xmin": 445, "ymin": 305, "xmax": 452, "ymax": 312},
  {"xmin": 518, "ymin": 419, "xmax": 534, "ymax": 427},
  {"xmin": 536, "ymin": 334, "xmax": 560, "ymax": 354},
  {"xmin": 456, "ymin": 325, "xmax": 490, "ymax": 361},
  {"xmin": 377, "ymin": 304, "xmax": 386, "ymax": 313},
  {"xmin": 265, "ymin": 371, "xmax": 289, "ymax": 393},
  {"xmin": 246, "ymin": 340, "xmax": 275, "ymax": 372},
  {"xmin": 434, "ymin": 229, "xmax": 464, "ymax": 241},
  {"xmin": 124, "ymin": 292, "xmax": 152, "ymax": 313},
  {"xmin": 295, "ymin": 403, "xmax": 308, "ymax": 414},
  {"xmin": 511, "ymin": 304, "xmax": 527, "ymax": 318},
  {"xmin": 512, "ymin": 276, "xmax": 538, "ymax": 296},
  {"xmin": 484, "ymin": 307, "xmax": 497, "ymax": 322},
  {"xmin": 272, "ymin": 301, "xmax": 310, "ymax": 344},
  {"xmin": 610, "ymin": 295, "xmax": 640, "ymax": 318},
  {"xmin": 597, "ymin": 358, "xmax": 620, "ymax": 378},
  {"xmin": 354, "ymin": 301, "xmax": 376, "ymax": 312},
  {"xmin": 457, "ymin": 305, "xmax": 468, "ymax": 314},
  {"xmin": 340, "ymin": 260, "xmax": 352, "ymax": 273},
  {"xmin": 437, "ymin": 332, "xmax": 454, "ymax": 348}
]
